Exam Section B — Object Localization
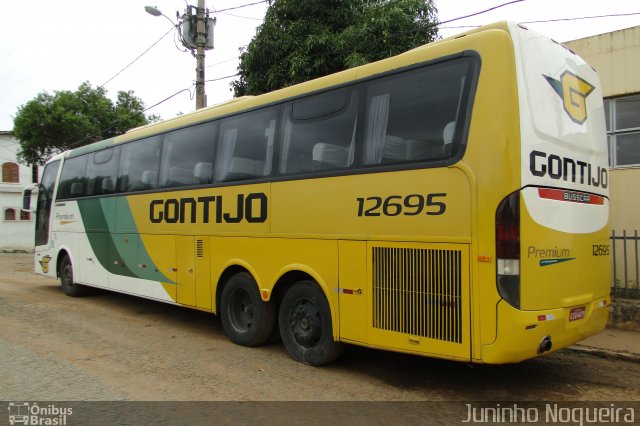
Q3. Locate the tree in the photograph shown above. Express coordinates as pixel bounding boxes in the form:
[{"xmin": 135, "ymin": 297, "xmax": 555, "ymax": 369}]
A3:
[
  {"xmin": 13, "ymin": 82, "xmax": 159, "ymax": 165},
  {"xmin": 231, "ymin": 0, "xmax": 438, "ymax": 97}
]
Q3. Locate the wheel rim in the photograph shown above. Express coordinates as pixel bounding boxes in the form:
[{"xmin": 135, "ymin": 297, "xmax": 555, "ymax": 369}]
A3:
[
  {"xmin": 62, "ymin": 264, "xmax": 72, "ymax": 286},
  {"xmin": 228, "ymin": 288, "xmax": 254, "ymax": 332},
  {"xmin": 289, "ymin": 299, "xmax": 322, "ymax": 348}
]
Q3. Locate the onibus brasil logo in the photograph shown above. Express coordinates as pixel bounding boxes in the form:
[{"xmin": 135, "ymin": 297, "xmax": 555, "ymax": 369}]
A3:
[
  {"xmin": 544, "ymin": 71, "xmax": 595, "ymax": 125},
  {"xmin": 7, "ymin": 402, "xmax": 72, "ymax": 425}
]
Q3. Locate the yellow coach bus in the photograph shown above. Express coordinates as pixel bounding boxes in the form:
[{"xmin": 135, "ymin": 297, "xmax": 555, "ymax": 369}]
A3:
[{"xmin": 24, "ymin": 21, "xmax": 610, "ymax": 365}]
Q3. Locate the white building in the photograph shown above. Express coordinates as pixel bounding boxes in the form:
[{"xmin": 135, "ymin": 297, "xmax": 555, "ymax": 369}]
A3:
[{"xmin": 0, "ymin": 131, "xmax": 37, "ymax": 251}]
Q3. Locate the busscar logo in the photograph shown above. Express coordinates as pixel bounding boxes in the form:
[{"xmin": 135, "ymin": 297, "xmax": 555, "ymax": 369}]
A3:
[{"xmin": 544, "ymin": 71, "xmax": 595, "ymax": 125}]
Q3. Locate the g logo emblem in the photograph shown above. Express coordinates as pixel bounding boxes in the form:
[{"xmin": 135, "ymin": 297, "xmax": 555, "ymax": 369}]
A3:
[
  {"xmin": 544, "ymin": 71, "xmax": 595, "ymax": 125},
  {"xmin": 39, "ymin": 255, "xmax": 52, "ymax": 273}
]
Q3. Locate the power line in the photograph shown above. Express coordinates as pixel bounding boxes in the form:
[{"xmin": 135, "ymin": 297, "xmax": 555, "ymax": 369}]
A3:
[
  {"xmin": 218, "ymin": 11, "xmax": 264, "ymax": 21},
  {"xmin": 144, "ymin": 88, "xmax": 194, "ymax": 113},
  {"xmin": 144, "ymin": 74, "xmax": 240, "ymax": 112},
  {"xmin": 439, "ymin": 12, "xmax": 640, "ymax": 31},
  {"xmin": 204, "ymin": 73, "xmax": 240, "ymax": 83},
  {"xmin": 521, "ymin": 12, "xmax": 640, "ymax": 25},
  {"xmin": 215, "ymin": 0, "xmax": 268, "ymax": 13},
  {"xmin": 438, "ymin": 0, "xmax": 525, "ymax": 25},
  {"xmin": 206, "ymin": 57, "xmax": 239, "ymax": 68},
  {"xmin": 100, "ymin": 26, "xmax": 175, "ymax": 88}
]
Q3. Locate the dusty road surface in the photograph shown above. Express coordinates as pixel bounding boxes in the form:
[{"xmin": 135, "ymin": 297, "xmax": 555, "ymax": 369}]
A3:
[{"xmin": 2, "ymin": 253, "xmax": 640, "ymax": 422}]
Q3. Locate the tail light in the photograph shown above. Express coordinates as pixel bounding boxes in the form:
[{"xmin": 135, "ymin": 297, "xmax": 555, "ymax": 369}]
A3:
[{"xmin": 496, "ymin": 192, "xmax": 520, "ymax": 309}]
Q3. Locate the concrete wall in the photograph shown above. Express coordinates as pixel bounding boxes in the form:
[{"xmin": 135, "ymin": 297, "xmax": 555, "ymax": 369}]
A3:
[
  {"xmin": 564, "ymin": 26, "xmax": 640, "ymax": 97},
  {"xmin": 609, "ymin": 168, "xmax": 640, "ymax": 232}
]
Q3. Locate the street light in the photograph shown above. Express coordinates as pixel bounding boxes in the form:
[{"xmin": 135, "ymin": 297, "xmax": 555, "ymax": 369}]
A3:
[
  {"xmin": 144, "ymin": 5, "xmax": 162, "ymax": 17},
  {"xmin": 144, "ymin": 5, "xmax": 177, "ymax": 27},
  {"xmin": 145, "ymin": 3, "xmax": 208, "ymax": 110}
]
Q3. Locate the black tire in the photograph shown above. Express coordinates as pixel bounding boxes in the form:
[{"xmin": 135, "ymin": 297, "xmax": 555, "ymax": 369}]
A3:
[
  {"xmin": 220, "ymin": 272, "xmax": 276, "ymax": 347},
  {"xmin": 279, "ymin": 280, "xmax": 344, "ymax": 366},
  {"xmin": 59, "ymin": 255, "xmax": 89, "ymax": 297}
]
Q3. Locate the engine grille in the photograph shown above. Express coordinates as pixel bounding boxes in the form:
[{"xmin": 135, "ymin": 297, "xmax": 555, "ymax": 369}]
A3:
[{"xmin": 372, "ymin": 246, "xmax": 463, "ymax": 343}]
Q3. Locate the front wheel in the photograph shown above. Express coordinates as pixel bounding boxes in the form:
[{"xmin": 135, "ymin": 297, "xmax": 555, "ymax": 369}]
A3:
[
  {"xmin": 279, "ymin": 280, "xmax": 344, "ymax": 366},
  {"xmin": 59, "ymin": 255, "xmax": 89, "ymax": 297}
]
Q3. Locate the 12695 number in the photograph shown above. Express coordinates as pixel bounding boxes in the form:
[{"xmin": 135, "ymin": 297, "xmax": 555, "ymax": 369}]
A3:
[
  {"xmin": 592, "ymin": 244, "xmax": 610, "ymax": 256},
  {"xmin": 356, "ymin": 193, "xmax": 447, "ymax": 217}
]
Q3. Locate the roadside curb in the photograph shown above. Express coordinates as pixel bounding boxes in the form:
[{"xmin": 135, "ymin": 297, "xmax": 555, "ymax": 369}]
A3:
[{"xmin": 568, "ymin": 344, "xmax": 640, "ymax": 363}]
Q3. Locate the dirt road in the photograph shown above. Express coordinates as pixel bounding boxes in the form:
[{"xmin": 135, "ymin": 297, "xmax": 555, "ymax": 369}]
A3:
[{"xmin": 2, "ymin": 253, "xmax": 640, "ymax": 408}]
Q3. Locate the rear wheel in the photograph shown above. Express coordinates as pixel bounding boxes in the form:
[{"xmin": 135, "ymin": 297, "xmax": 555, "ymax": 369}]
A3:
[
  {"xmin": 220, "ymin": 272, "xmax": 276, "ymax": 347},
  {"xmin": 279, "ymin": 280, "xmax": 343, "ymax": 366},
  {"xmin": 59, "ymin": 255, "xmax": 89, "ymax": 297}
]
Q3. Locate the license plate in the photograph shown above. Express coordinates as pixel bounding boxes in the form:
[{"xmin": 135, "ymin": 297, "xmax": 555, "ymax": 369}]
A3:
[{"xmin": 569, "ymin": 306, "xmax": 586, "ymax": 321}]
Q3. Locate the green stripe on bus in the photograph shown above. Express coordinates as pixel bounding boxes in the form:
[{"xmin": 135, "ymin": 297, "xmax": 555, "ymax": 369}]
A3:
[{"xmin": 77, "ymin": 197, "xmax": 174, "ymax": 283}]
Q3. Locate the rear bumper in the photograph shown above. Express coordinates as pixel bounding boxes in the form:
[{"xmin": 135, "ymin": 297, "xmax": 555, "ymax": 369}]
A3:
[{"xmin": 481, "ymin": 295, "xmax": 609, "ymax": 364}]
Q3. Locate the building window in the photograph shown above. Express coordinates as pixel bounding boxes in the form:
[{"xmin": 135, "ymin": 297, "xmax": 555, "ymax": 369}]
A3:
[
  {"xmin": 4, "ymin": 208, "xmax": 16, "ymax": 221},
  {"xmin": 605, "ymin": 94, "xmax": 640, "ymax": 168},
  {"xmin": 32, "ymin": 164, "xmax": 39, "ymax": 183},
  {"xmin": 2, "ymin": 162, "xmax": 19, "ymax": 183},
  {"xmin": 20, "ymin": 210, "xmax": 31, "ymax": 221}
]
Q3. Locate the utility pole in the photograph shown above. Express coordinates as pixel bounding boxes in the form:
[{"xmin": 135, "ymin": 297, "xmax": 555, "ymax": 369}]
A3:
[
  {"xmin": 145, "ymin": 3, "xmax": 214, "ymax": 111},
  {"xmin": 195, "ymin": 0, "xmax": 206, "ymax": 109}
]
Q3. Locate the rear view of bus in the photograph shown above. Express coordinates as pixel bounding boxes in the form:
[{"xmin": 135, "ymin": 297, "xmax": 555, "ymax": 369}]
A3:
[{"xmin": 484, "ymin": 23, "xmax": 610, "ymax": 363}]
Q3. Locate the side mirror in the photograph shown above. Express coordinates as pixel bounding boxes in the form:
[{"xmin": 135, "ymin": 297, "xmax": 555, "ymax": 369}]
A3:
[{"xmin": 22, "ymin": 184, "xmax": 38, "ymax": 213}]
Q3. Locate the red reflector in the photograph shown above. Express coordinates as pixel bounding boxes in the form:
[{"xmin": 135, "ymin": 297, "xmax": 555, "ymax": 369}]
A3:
[
  {"xmin": 497, "ymin": 224, "xmax": 519, "ymax": 241},
  {"xmin": 538, "ymin": 315, "xmax": 546, "ymax": 321},
  {"xmin": 496, "ymin": 193, "xmax": 520, "ymax": 260},
  {"xmin": 538, "ymin": 188, "xmax": 604, "ymax": 205},
  {"xmin": 342, "ymin": 289, "xmax": 353, "ymax": 295}
]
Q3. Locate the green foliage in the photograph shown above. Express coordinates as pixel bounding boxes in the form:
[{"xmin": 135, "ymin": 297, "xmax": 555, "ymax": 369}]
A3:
[
  {"xmin": 13, "ymin": 82, "xmax": 156, "ymax": 165},
  {"xmin": 231, "ymin": 0, "xmax": 439, "ymax": 96}
]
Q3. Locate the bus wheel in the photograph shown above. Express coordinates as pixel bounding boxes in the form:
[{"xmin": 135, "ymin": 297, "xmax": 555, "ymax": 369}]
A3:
[
  {"xmin": 220, "ymin": 272, "xmax": 276, "ymax": 347},
  {"xmin": 279, "ymin": 280, "xmax": 344, "ymax": 366},
  {"xmin": 59, "ymin": 255, "xmax": 89, "ymax": 297}
]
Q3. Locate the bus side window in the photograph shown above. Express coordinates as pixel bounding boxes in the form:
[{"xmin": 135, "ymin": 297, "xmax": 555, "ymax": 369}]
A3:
[
  {"xmin": 363, "ymin": 59, "xmax": 471, "ymax": 166},
  {"xmin": 119, "ymin": 136, "xmax": 162, "ymax": 192},
  {"xmin": 279, "ymin": 89, "xmax": 359, "ymax": 174},
  {"xmin": 215, "ymin": 108, "xmax": 277, "ymax": 182},
  {"xmin": 159, "ymin": 121, "xmax": 217, "ymax": 188},
  {"xmin": 57, "ymin": 155, "xmax": 88, "ymax": 199},
  {"xmin": 86, "ymin": 146, "xmax": 120, "ymax": 196}
]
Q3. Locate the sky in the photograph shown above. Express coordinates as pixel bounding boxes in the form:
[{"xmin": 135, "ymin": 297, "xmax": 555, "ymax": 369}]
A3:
[{"xmin": 0, "ymin": 0, "xmax": 638, "ymax": 131}]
